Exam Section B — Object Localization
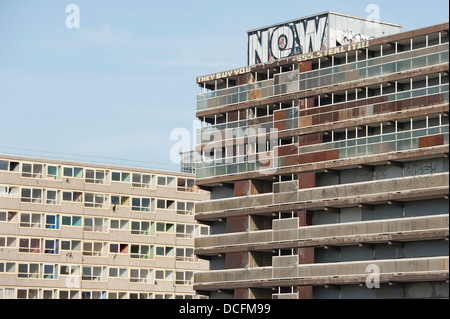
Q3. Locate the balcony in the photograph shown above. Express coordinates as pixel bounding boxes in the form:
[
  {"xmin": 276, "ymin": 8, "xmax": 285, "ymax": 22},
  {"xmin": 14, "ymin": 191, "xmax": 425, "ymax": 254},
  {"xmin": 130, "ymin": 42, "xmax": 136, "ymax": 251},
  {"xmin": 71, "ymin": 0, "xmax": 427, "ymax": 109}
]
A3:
[
  {"xmin": 197, "ymin": 43, "xmax": 449, "ymax": 112},
  {"xmin": 195, "ymin": 124, "xmax": 449, "ymax": 179},
  {"xmin": 195, "ymin": 214, "xmax": 449, "ymax": 252},
  {"xmin": 196, "ymin": 84, "xmax": 449, "ymax": 147},
  {"xmin": 195, "ymin": 172, "xmax": 449, "ymax": 215},
  {"xmin": 194, "ymin": 256, "xmax": 449, "ymax": 288}
]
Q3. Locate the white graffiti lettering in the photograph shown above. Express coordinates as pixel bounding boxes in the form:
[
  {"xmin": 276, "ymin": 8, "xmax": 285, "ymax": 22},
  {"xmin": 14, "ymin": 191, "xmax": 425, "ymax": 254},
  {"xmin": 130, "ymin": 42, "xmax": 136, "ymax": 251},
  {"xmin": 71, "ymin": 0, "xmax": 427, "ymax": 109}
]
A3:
[{"xmin": 248, "ymin": 14, "xmax": 329, "ymax": 65}]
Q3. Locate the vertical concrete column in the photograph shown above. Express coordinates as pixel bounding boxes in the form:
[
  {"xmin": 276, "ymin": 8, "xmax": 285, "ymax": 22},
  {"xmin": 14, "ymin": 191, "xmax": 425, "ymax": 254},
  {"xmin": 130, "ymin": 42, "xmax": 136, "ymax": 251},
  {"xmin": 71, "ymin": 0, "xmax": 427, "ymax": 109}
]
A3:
[{"xmin": 298, "ymin": 208, "xmax": 314, "ymax": 299}]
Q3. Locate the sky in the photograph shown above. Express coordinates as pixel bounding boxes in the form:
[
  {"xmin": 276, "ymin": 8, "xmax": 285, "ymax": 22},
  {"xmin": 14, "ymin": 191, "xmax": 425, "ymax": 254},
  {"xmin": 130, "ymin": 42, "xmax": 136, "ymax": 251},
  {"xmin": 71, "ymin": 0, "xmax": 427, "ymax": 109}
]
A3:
[{"xmin": 0, "ymin": 0, "xmax": 448, "ymax": 171}]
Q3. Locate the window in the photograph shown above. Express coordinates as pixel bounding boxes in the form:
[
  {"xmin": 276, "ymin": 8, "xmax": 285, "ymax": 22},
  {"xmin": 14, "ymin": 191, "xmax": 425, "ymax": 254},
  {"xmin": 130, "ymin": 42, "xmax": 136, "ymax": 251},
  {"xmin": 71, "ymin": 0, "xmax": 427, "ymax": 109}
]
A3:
[
  {"xmin": 156, "ymin": 246, "xmax": 174, "ymax": 257},
  {"xmin": 60, "ymin": 240, "xmax": 81, "ymax": 251},
  {"xmin": 47, "ymin": 165, "xmax": 61, "ymax": 180},
  {"xmin": 132, "ymin": 173, "xmax": 155, "ymax": 188},
  {"xmin": 19, "ymin": 238, "xmax": 58, "ymax": 254},
  {"xmin": 18, "ymin": 263, "xmax": 40, "ymax": 278},
  {"xmin": 177, "ymin": 178, "xmax": 196, "ymax": 192},
  {"xmin": 108, "ymin": 292, "xmax": 129, "ymax": 299},
  {"xmin": 157, "ymin": 199, "xmax": 175, "ymax": 210},
  {"xmin": 60, "ymin": 265, "xmax": 80, "ymax": 276},
  {"xmin": 83, "ymin": 241, "xmax": 107, "ymax": 257},
  {"xmin": 131, "ymin": 221, "xmax": 153, "ymax": 236},
  {"xmin": 45, "ymin": 214, "xmax": 60, "ymax": 229},
  {"xmin": 17, "ymin": 289, "xmax": 39, "ymax": 299},
  {"xmin": 109, "ymin": 267, "xmax": 128, "ymax": 278},
  {"xmin": 85, "ymin": 169, "xmax": 109, "ymax": 184},
  {"xmin": 110, "ymin": 219, "xmax": 129, "ymax": 230},
  {"xmin": 0, "ymin": 262, "xmax": 15, "ymax": 274},
  {"xmin": 45, "ymin": 190, "xmax": 61, "ymax": 205},
  {"xmin": 176, "ymin": 247, "xmax": 196, "ymax": 262},
  {"xmin": 43, "ymin": 264, "xmax": 58, "ymax": 279},
  {"xmin": 19, "ymin": 238, "xmax": 41, "ymax": 253},
  {"xmin": 21, "ymin": 163, "xmax": 43, "ymax": 178},
  {"xmin": 176, "ymin": 271, "xmax": 194, "ymax": 285},
  {"xmin": 44, "ymin": 239, "xmax": 59, "ymax": 254},
  {"xmin": 0, "ymin": 288, "xmax": 15, "ymax": 299},
  {"xmin": 177, "ymin": 201, "xmax": 195, "ymax": 215},
  {"xmin": 157, "ymin": 176, "xmax": 176, "ymax": 187},
  {"xmin": 20, "ymin": 212, "xmax": 42, "ymax": 228},
  {"xmin": 111, "ymin": 171, "xmax": 130, "ymax": 183},
  {"xmin": 63, "ymin": 166, "xmax": 83, "ymax": 178},
  {"xmin": 81, "ymin": 291, "xmax": 106, "ymax": 299},
  {"xmin": 83, "ymin": 217, "xmax": 108, "ymax": 232},
  {"xmin": 62, "ymin": 191, "xmax": 83, "ymax": 202},
  {"xmin": 61, "ymin": 215, "xmax": 82, "ymax": 227},
  {"xmin": 84, "ymin": 193, "xmax": 109, "ymax": 208},
  {"xmin": 1, "ymin": 211, "xmax": 17, "ymax": 223},
  {"xmin": 0, "ymin": 186, "xmax": 19, "ymax": 197},
  {"xmin": 131, "ymin": 197, "xmax": 154, "ymax": 212},
  {"xmin": 156, "ymin": 222, "xmax": 175, "ymax": 233},
  {"xmin": 0, "ymin": 236, "xmax": 16, "ymax": 248},
  {"xmin": 82, "ymin": 266, "xmax": 107, "ymax": 281},
  {"xmin": 109, "ymin": 243, "xmax": 128, "ymax": 254},
  {"xmin": 130, "ymin": 244, "xmax": 153, "ymax": 259},
  {"xmin": 21, "ymin": 188, "xmax": 43, "ymax": 203},
  {"xmin": 111, "ymin": 195, "xmax": 130, "ymax": 206},
  {"xmin": 130, "ymin": 268, "xmax": 152, "ymax": 283},
  {"xmin": 176, "ymin": 224, "xmax": 195, "ymax": 238},
  {"xmin": 59, "ymin": 290, "xmax": 79, "ymax": 299},
  {"xmin": 155, "ymin": 269, "xmax": 173, "ymax": 281},
  {"xmin": 198, "ymin": 225, "xmax": 210, "ymax": 237},
  {"xmin": 0, "ymin": 160, "xmax": 9, "ymax": 171}
]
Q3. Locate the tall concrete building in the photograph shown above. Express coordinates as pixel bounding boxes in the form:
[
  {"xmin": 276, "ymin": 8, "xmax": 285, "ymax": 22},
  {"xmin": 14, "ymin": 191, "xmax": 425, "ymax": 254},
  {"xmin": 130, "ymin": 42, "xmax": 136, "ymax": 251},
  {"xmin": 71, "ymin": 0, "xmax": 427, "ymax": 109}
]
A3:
[
  {"xmin": 193, "ymin": 13, "xmax": 449, "ymax": 299},
  {"xmin": 0, "ymin": 154, "xmax": 210, "ymax": 299}
]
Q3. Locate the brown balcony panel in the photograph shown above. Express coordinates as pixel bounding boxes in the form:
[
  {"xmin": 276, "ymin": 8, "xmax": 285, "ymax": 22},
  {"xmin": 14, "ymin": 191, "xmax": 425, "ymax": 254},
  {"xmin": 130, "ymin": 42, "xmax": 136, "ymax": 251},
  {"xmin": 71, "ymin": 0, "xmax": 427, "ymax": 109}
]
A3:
[{"xmin": 419, "ymin": 134, "xmax": 445, "ymax": 148}]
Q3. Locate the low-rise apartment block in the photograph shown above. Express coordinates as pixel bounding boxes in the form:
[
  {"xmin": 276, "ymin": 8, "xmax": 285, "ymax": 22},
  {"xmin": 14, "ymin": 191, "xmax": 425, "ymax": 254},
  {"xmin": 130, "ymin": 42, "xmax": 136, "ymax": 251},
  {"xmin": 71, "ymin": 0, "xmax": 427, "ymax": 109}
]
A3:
[{"xmin": 0, "ymin": 155, "xmax": 210, "ymax": 299}]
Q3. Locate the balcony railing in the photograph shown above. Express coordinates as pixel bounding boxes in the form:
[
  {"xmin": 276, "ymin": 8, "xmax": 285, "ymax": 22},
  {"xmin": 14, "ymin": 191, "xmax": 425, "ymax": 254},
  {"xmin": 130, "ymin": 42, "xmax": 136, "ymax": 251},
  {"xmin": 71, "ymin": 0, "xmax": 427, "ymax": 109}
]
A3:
[
  {"xmin": 197, "ymin": 43, "xmax": 449, "ymax": 111},
  {"xmin": 196, "ymin": 84, "xmax": 449, "ymax": 146},
  {"xmin": 195, "ymin": 125, "xmax": 449, "ymax": 179}
]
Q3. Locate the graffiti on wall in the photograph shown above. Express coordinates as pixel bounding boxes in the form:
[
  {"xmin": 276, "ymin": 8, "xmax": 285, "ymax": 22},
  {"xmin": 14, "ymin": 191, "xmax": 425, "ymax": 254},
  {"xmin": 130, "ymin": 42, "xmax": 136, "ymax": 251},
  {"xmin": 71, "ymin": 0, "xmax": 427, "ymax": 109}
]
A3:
[
  {"xmin": 248, "ymin": 14, "xmax": 329, "ymax": 65},
  {"xmin": 337, "ymin": 30, "xmax": 375, "ymax": 46}
]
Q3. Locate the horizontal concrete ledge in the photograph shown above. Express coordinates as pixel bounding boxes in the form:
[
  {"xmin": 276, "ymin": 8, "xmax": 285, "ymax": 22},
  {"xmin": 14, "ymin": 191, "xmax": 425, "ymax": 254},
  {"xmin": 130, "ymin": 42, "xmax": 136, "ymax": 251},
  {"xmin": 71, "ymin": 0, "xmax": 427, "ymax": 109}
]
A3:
[
  {"xmin": 195, "ymin": 174, "xmax": 449, "ymax": 220},
  {"xmin": 195, "ymin": 214, "xmax": 449, "ymax": 254},
  {"xmin": 194, "ymin": 271, "xmax": 449, "ymax": 291},
  {"xmin": 194, "ymin": 256, "xmax": 449, "ymax": 287}
]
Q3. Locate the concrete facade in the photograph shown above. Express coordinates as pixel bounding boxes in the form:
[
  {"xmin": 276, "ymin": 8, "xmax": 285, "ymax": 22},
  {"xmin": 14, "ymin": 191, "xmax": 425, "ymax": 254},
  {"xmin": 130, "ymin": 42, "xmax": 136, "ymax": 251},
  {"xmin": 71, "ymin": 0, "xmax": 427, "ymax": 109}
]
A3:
[
  {"xmin": 0, "ymin": 155, "xmax": 210, "ymax": 299},
  {"xmin": 193, "ymin": 17, "xmax": 449, "ymax": 299}
]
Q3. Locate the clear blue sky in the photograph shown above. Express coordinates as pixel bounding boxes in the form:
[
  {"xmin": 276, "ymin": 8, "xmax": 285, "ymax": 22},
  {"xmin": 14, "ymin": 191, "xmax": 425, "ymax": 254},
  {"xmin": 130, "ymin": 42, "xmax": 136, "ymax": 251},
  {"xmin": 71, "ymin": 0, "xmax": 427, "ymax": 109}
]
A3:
[{"xmin": 0, "ymin": 0, "xmax": 448, "ymax": 170}]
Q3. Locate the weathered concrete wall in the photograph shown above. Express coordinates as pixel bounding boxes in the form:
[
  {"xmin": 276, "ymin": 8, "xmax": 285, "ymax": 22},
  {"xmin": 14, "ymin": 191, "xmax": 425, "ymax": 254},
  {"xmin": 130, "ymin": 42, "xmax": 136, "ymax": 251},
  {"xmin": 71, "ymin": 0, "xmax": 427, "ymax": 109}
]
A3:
[{"xmin": 314, "ymin": 282, "xmax": 449, "ymax": 299}]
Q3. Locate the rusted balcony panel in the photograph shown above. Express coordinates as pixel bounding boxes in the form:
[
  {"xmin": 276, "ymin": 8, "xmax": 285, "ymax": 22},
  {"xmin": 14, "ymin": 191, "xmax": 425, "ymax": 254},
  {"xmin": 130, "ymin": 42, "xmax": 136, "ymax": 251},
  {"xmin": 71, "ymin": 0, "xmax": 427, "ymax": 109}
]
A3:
[{"xmin": 419, "ymin": 134, "xmax": 445, "ymax": 148}]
